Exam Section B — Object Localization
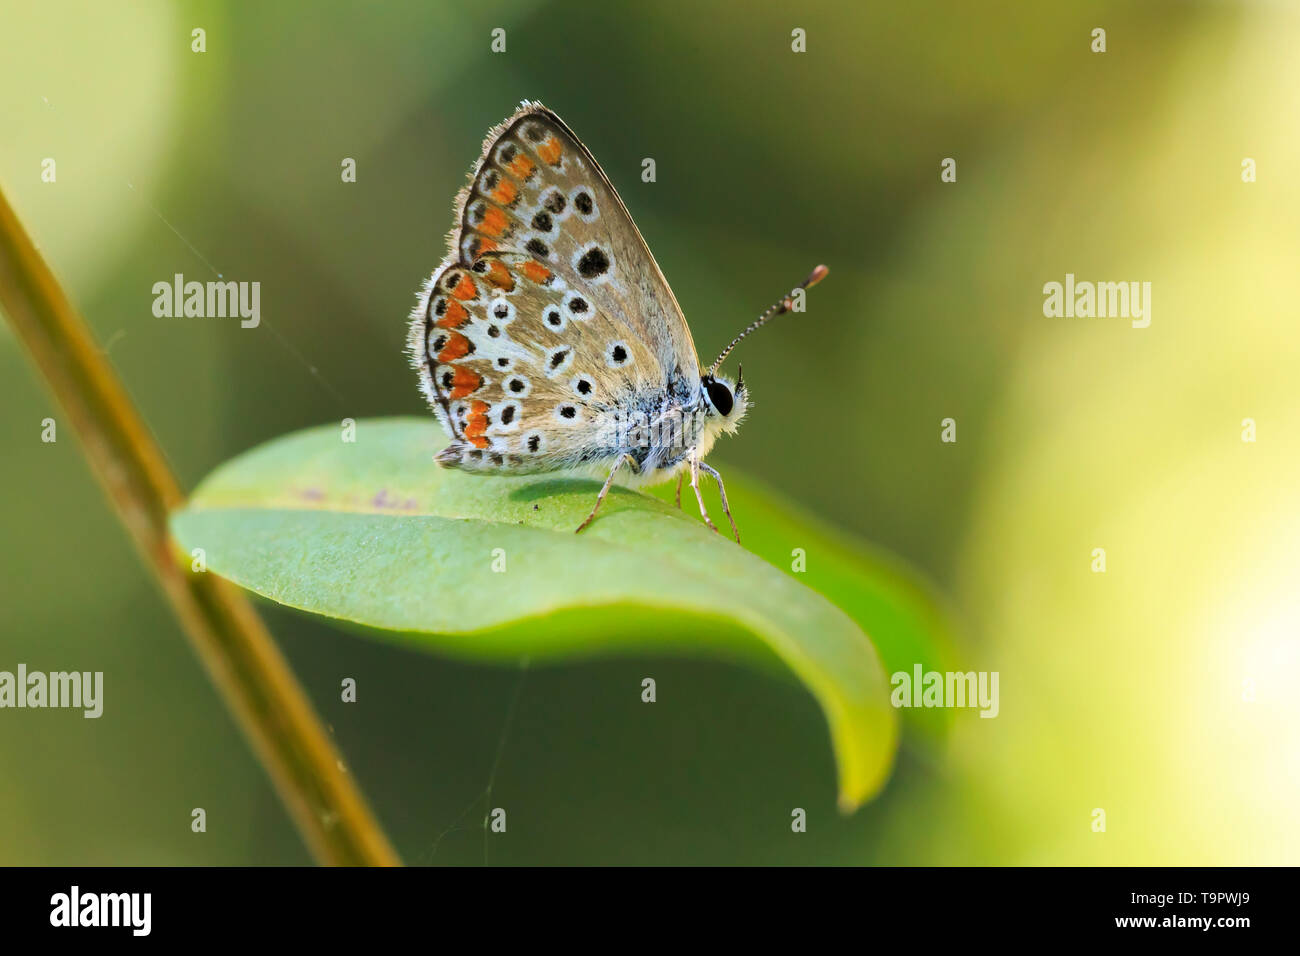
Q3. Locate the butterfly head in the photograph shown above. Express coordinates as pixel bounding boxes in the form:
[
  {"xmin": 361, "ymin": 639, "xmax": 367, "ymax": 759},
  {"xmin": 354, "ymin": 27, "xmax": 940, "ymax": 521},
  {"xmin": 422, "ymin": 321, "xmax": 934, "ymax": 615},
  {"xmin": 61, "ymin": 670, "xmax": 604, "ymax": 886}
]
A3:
[{"xmin": 700, "ymin": 366, "xmax": 748, "ymax": 434}]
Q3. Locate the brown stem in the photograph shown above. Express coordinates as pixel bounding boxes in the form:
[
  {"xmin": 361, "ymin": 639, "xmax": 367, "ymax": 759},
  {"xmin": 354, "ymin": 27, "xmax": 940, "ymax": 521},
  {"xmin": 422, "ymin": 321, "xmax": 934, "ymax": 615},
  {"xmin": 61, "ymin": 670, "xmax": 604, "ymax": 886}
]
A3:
[{"xmin": 0, "ymin": 186, "xmax": 400, "ymax": 866}]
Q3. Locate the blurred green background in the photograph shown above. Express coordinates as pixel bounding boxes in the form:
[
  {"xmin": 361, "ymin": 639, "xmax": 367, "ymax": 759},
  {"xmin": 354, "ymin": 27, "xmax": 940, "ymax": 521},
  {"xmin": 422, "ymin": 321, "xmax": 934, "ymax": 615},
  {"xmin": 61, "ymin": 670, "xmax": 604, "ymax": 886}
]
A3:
[{"xmin": 2, "ymin": 0, "xmax": 1297, "ymax": 864}]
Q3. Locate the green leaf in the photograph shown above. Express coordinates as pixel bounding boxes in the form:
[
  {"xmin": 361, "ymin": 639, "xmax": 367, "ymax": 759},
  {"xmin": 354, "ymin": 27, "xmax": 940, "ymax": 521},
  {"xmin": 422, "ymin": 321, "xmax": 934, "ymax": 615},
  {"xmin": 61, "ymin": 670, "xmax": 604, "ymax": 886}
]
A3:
[{"xmin": 170, "ymin": 418, "xmax": 953, "ymax": 809}]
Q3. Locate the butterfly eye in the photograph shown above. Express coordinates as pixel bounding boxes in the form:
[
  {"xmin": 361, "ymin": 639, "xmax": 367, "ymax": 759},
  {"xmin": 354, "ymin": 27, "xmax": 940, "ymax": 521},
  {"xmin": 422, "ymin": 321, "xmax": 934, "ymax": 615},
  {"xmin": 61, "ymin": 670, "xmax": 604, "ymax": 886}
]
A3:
[{"xmin": 705, "ymin": 378, "xmax": 734, "ymax": 416}]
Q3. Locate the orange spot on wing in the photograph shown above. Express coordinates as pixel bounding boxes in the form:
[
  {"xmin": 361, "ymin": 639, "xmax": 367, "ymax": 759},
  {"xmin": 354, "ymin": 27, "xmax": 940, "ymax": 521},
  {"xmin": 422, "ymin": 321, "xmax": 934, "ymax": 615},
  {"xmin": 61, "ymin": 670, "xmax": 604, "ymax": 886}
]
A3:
[
  {"xmin": 506, "ymin": 154, "xmax": 535, "ymax": 180},
  {"xmin": 537, "ymin": 136, "xmax": 562, "ymax": 166},
  {"xmin": 436, "ymin": 300, "xmax": 469, "ymax": 329},
  {"xmin": 480, "ymin": 206, "xmax": 508, "ymax": 238},
  {"xmin": 451, "ymin": 274, "xmax": 477, "ymax": 300},
  {"xmin": 521, "ymin": 261, "xmax": 551, "ymax": 284},
  {"xmin": 491, "ymin": 179, "xmax": 517, "ymax": 205},
  {"xmin": 447, "ymin": 366, "xmax": 482, "ymax": 399},
  {"xmin": 474, "ymin": 237, "xmax": 499, "ymax": 255},
  {"xmin": 437, "ymin": 331, "xmax": 471, "ymax": 363},
  {"xmin": 465, "ymin": 400, "xmax": 490, "ymax": 447},
  {"xmin": 483, "ymin": 260, "xmax": 515, "ymax": 291}
]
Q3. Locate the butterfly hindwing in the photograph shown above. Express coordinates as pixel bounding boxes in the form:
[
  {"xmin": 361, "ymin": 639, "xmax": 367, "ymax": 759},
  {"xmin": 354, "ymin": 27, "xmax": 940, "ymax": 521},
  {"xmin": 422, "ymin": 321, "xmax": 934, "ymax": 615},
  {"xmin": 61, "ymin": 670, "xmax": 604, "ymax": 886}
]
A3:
[
  {"xmin": 419, "ymin": 252, "xmax": 663, "ymax": 473},
  {"xmin": 408, "ymin": 101, "xmax": 701, "ymax": 471}
]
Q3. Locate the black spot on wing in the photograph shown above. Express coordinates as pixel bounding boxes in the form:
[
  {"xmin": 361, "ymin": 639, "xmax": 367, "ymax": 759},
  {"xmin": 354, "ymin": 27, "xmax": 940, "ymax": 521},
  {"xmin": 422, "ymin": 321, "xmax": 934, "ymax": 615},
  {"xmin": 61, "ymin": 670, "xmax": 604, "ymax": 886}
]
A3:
[{"xmin": 577, "ymin": 247, "xmax": 610, "ymax": 278}]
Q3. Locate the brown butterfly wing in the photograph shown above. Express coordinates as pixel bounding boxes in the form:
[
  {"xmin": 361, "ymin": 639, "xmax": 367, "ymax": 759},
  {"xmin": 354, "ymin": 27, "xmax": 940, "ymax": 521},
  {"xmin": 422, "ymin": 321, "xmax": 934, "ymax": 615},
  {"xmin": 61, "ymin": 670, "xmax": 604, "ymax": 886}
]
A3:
[{"xmin": 407, "ymin": 101, "xmax": 699, "ymax": 471}]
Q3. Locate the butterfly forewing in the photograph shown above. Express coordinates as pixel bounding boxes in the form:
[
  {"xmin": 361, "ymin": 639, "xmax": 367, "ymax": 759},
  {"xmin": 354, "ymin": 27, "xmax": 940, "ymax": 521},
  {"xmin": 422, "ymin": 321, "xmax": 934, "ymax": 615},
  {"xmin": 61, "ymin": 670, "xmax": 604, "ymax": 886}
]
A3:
[{"xmin": 409, "ymin": 101, "xmax": 700, "ymax": 471}]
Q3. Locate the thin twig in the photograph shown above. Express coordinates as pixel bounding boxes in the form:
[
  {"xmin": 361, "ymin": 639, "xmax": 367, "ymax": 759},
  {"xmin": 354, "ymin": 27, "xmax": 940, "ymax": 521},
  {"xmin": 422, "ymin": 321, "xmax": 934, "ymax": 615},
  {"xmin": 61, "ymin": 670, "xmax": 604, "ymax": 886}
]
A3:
[{"xmin": 0, "ymin": 185, "xmax": 400, "ymax": 866}]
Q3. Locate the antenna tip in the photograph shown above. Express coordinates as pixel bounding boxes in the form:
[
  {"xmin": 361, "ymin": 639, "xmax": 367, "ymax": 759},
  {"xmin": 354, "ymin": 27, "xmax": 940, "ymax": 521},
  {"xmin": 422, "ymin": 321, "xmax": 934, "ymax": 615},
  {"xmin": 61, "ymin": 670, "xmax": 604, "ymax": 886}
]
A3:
[{"xmin": 804, "ymin": 264, "xmax": 829, "ymax": 288}]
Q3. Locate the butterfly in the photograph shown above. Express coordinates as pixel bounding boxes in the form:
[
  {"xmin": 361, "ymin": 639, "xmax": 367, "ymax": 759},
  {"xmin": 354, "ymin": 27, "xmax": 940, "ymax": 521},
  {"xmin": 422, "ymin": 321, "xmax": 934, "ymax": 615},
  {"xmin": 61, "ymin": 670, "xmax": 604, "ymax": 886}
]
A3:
[{"xmin": 407, "ymin": 101, "xmax": 826, "ymax": 542}]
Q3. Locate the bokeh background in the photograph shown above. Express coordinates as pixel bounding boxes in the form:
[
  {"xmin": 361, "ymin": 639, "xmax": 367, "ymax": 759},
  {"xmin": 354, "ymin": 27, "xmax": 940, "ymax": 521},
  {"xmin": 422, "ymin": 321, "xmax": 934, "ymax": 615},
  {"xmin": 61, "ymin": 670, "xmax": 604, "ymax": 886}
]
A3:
[{"xmin": 2, "ymin": 0, "xmax": 1298, "ymax": 864}]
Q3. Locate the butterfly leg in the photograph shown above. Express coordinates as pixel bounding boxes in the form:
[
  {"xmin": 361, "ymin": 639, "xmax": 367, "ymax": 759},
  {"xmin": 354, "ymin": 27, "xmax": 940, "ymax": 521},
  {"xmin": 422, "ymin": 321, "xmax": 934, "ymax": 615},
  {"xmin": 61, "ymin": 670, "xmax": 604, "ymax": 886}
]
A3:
[
  {"xmin": 674, "ymin": 473, "xmax": 683, "ymax": 509},
  {"xmin": 698, "ymin": 462, "xmax": 740, "ymax": 543},
  {"xmin": 688, "ymin": 455, "xmax": 720, "ymax": 535},
  {"xmin": 575, "ymin": 453, "xmax": 637, "ymax": 534}
]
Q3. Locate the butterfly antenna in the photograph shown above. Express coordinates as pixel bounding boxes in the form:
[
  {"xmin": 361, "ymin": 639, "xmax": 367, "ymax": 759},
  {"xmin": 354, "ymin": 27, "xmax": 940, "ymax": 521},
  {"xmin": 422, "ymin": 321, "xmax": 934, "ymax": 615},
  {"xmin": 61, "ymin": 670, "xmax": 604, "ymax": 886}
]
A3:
[{"xmin": 709, "ymin": 264, "xmax": 829, "ymax": 375}]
